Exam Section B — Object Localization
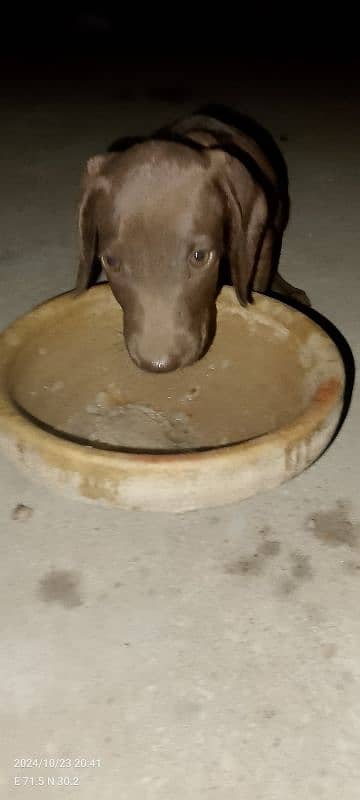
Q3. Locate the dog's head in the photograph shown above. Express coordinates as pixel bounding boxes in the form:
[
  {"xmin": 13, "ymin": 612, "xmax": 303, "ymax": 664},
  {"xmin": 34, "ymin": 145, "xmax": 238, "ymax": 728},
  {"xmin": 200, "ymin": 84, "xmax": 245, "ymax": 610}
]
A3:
[{"xmin": 76, "ymin": 137, "xmax": 270, "ymax": 372}]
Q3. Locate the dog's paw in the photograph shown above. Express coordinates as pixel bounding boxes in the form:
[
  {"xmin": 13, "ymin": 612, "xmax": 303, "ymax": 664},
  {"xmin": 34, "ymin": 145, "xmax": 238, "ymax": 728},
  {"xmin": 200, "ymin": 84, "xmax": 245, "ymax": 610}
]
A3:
[{"xmin": 288, "ymin": 286, "xmax": 311, "ymax": 307}]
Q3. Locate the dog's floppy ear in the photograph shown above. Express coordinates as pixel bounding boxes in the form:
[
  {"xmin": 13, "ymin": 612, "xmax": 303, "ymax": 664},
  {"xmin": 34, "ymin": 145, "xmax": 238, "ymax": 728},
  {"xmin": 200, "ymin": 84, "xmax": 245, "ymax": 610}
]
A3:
[
  {"xmin": 209, "ymin": 148, "xmax": 270, "ymax": 306},
  {"xmin": 75, "ymin": 154, "xmax": 114, "ymax": 293}
]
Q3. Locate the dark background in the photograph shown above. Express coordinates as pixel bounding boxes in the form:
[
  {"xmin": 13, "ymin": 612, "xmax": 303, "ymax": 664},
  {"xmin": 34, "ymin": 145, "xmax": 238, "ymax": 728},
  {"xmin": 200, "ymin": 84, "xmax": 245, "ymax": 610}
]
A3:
[{"xmin": 1, "ymin": 6, "xmax": 359, "ymax": 88}]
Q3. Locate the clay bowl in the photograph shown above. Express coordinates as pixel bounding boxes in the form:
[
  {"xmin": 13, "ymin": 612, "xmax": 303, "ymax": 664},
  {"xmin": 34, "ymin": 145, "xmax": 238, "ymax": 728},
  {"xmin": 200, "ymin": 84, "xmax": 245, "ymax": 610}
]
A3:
[{"xmin": 0, "ymin": 285, "xmax": 345, "ymax": 512}]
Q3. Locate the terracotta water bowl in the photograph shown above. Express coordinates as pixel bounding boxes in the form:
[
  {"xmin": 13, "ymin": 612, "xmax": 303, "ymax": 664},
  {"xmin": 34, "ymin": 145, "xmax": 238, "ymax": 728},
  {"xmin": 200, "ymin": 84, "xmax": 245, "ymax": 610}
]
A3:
[{"xmin": 0, "ymin": 285, "xmax": 345, "ymax": 512}]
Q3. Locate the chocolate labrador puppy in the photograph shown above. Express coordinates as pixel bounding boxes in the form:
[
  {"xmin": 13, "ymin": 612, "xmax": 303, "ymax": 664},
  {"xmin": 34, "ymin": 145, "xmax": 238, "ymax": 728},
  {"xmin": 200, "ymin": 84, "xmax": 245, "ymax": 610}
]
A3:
[{"xmin": 76, "ymin": 105, "xmax": 309, "ymax": 372}]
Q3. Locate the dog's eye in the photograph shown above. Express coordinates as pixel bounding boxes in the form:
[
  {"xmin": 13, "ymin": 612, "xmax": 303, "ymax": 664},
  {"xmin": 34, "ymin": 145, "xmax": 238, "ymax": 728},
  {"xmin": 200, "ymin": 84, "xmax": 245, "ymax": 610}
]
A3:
[
  {"xmin": 190, "ymin": 249, "xmax": 212, "ymax": 267},
  {"xmin": 102, "ymin": 254, "xmax": 121, "ymax": 271}
]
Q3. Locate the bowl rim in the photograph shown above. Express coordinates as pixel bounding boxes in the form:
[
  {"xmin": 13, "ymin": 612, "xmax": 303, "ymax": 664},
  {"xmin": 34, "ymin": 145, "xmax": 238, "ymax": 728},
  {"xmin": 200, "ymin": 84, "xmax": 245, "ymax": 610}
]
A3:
[{"xmin": 0, "ymin": 284, "xmax": 346, "ymax": 510}]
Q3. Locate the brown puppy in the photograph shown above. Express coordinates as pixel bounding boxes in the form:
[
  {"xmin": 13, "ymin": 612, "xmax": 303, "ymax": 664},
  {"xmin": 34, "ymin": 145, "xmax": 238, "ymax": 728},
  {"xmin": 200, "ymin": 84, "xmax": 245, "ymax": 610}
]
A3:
[{"xmin": 76, "ymin": 105, "xmax": 309, "ymax": 372}]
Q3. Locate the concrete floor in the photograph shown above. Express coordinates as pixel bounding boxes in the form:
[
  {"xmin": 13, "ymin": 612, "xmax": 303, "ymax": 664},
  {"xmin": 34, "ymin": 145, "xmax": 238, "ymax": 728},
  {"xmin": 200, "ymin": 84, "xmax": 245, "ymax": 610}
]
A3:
[{"xmin": 1, "ymin": 61, "xmax": 359, "ymax": 798}]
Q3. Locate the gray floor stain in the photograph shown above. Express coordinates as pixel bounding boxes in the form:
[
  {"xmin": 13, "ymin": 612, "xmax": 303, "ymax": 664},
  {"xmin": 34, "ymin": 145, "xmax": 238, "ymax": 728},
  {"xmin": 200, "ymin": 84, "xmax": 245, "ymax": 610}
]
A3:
[
  {"xmin": 225, "ymin": 530, "xmax": 281, "ymax": 576},
  {"xmin": 262, "ymin": 706, "xmax": 278, "ymax": 720},
  {"xmin": 259, "ymin": 540, "xmax": 281, "ymax": 557},
  {"xmin": 304, "ymin": 604, "xmax": 324, "ymax": 625},
  {"xmin": 308, "ymin": 501, "xmax": 359, "ymax": 548},
  {"xmin": 276, "ymin": 553, "xmax": 313, "ymax": 596},
  {"xmin": 11, "ymin": 503, "xmax": 33, "ymax": 522},
  {"xmin": 226, "ymin": 553, "xmax": 264, "ymax": 576},
  {"xmin": 277, "ymin": 578, "xmax": 298, "ymax": 596},
  {"xmin": 290, "ymin": 552, "xmax": 313, "ymax": 580},
  {"xmin": 345, "ymin": 561, "xmax": 360, "ymax": 574},
  {"xmin": 38, "ymin": 570, "xmax": 83, "ymax": 608}
]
